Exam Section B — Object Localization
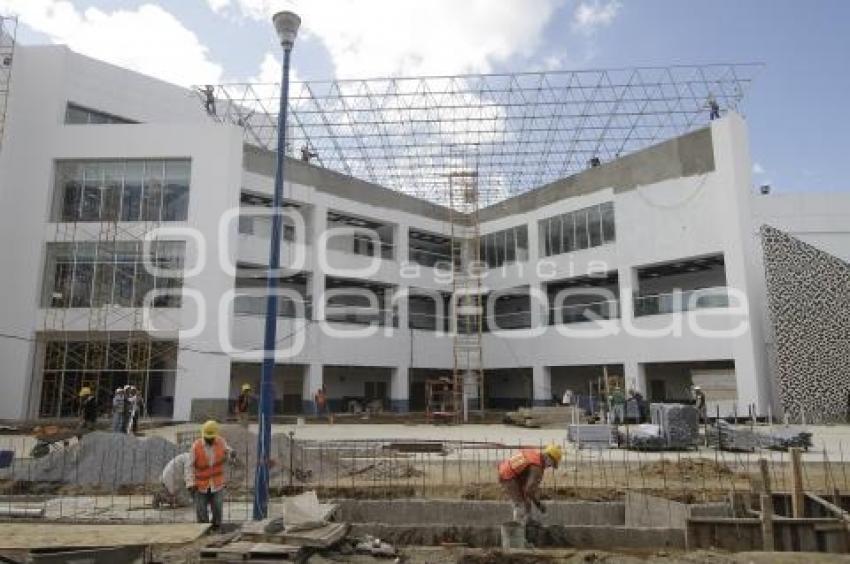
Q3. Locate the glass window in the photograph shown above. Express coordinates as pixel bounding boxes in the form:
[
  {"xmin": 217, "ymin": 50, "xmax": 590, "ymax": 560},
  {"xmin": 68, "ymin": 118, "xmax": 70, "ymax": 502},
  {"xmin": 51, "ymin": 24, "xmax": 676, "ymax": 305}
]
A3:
[
  {"xmin": 102, "ymin": 162, "xmax": 123, "ymax": 221},
  {"xmin": 54, "ymin": 159, "xmax": 188, "ymax": 222},
  {"xmin": 163, "ymin": 160, "xmax": 190, "ymax": 221},
  {"xmin": 588, "ymin": 205, "xmax": 603, "ymax": 247},
  {"xmin": 121, "ymin": 162, "xmax": 142, "ymax": 221},
  {"xmin": 561, "ymin": 212, "xmax": 574, "ymax": 253},
  {"xmin": 548, "ymin": 216, "xmax": 561, "ymax": 256},
  {"xmin": 575, "ymin": 210, "xmax": 589, "ymax": 250},
  {"xmin": 505, "ymin": 228, "xmax": 516, "ymax": 263},
  {"xmin": 142, "ymin": 161, "xmax": 164, "ymax": 222},
  {"xmin": 64, "ymin": 105, "xmax": 89, "ymax": 124},
  {"xmin": 601, "ymin": 201, "xmax": 616, "ymax": 243},
  {"xmin": 80, "ymin": 163, "xmax": 102, "ymax": 221},
  {"xmin": 515, "ymin": 226, "xmax": 528, "ymax": 261}
]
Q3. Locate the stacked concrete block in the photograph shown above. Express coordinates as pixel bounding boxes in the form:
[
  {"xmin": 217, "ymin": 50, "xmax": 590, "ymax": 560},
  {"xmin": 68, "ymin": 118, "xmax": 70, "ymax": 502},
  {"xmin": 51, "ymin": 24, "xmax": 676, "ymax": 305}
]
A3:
[{"xmin": 650, "ymin": 403, "xmax": 699, "ymax": 449}]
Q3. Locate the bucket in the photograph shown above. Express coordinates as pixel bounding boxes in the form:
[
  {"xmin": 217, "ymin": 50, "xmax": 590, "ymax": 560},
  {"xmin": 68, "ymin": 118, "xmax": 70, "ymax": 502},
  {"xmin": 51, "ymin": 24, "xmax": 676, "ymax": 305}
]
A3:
[{"xmin": 500, "ymin": 521, "xmax": 527, "ymax": 549}]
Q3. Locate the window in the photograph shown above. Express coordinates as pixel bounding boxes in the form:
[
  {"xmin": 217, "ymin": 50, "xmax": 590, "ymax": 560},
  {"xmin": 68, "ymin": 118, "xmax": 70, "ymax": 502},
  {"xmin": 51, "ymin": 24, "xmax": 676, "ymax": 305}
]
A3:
[
  {"xmin": 43, "ymin": 241, "xmax": 185, "ymax": 309},
  {"xmin": 539, "ymin": 202, "xmax": 616, "ymax": 257},
  {"xmin": 55, "ymin": 159, "xmax": 190, "ymax": 223},
  {"xmin": 601, "ymin": 201, "xmax": 616, "ymax": 243},
  {"xmin": 480, "ymin": 224, "xmax": 528, "ymax": 268},
  {"xmin": 65, "ymin": 103, "xmax": 135, "ymax": 125}
]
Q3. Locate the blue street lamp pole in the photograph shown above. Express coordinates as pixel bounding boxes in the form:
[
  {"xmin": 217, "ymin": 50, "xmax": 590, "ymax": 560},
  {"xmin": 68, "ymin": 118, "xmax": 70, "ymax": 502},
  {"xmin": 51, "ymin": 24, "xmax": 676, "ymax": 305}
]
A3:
[{"xmin": 254, "ymin": 10, "xmax": 300, "ymax": 521}]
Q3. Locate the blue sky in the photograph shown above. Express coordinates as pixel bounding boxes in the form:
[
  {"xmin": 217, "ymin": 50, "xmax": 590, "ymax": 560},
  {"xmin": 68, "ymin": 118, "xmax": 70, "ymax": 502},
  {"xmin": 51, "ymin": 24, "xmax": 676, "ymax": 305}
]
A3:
[{"xmin": 4, "ymin": 0, "xmax": 849, "ymax": 194}]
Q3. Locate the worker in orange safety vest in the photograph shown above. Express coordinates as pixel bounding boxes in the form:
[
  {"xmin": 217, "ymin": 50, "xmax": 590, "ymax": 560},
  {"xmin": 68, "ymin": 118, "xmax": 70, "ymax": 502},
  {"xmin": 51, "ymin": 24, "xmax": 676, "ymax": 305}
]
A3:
[
  {"xmin": 184, "ymin": 420, "xmax": 236, "ymax": 530},
  {"xmin": 498, "ymin": 443, "xmax": 563, "ymax": 524}
]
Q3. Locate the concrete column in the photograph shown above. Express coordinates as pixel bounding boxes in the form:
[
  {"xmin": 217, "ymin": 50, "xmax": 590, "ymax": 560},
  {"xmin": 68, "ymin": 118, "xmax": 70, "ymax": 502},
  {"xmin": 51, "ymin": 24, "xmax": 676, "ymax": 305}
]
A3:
[
  {"xmin": 395, "ymin": 222, "xmax": 409, "ymax": 264},
  {"xmin": 309, "ymin": 204, "xmax": 327, "ymax": 322},
  {"xmin": 529, "ymin": 282, "xmax": 546, "ymax": 330},
  {"xmin": 173, "ymin": 350, "xmax": 231, "ymax": 421},
  {"xmin": 390, "ymin": 366, "xmax": 410, "ymax": 413},
  {"xmin": 302, "ymin": 362, "xmax": 323, "ymax": 415},
  {"xmin": 624, "ymin": 360, "xmax": 646, "ymax": 395},
  {"xmin": 526, "ymin": 217, "xmax": 540, "ymax": 264},
  {"xmin": 532, "ymin": 365, "xmax": 551, "ymax": 407},
  {"xmin": 617, "ymin": 264, "xmax": 637, "ymax": 324}
]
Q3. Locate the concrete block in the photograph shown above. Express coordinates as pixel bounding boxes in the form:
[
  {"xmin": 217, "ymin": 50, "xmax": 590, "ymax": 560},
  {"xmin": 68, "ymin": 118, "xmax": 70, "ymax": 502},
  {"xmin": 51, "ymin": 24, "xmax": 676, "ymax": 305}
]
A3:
[{"xmin": 190, "ymin": 398, "xmax": 229, "ymax": 422}]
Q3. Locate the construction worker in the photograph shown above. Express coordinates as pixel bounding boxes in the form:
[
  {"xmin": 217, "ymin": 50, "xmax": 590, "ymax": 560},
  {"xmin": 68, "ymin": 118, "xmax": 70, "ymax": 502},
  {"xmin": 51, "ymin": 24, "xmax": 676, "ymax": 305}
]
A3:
[
  {"xmin": 693, "ymin": 385, "xmax": 707, "ymax": 423},
  {"xmin": 235, "ymin": 384, "xmax": 253, "ymax": 428},
  {"xmin": 111, "ymin": 387, "xmax": 125, "ymax": 433},
  {"xmin": 498, "ymin": 443, "xmax": 563, "ymax": 525},
  {"xmin": 184, "ymin": 420, "xmax": 236, "ymax": 530},
  {"xmin": 79, "ymin": 387, "xmax": 97, "ymax": 431},
  {"xmin": 154, "ymin": 452, "xmax": 192, "ymax": 508},
  {"xmin": 609, "ymin": 385, "xmax": 626, "ymax": 424}
]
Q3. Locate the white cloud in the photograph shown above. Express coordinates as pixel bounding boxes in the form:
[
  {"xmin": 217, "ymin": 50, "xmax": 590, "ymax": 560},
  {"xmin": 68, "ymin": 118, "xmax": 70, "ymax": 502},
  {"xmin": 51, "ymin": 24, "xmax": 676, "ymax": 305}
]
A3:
[
  {"xmin": 0, "ymin": 0, "xmax": 223, "ymax": 86},
  {"xmin": 208, "ymin": 0, "xmax": 566, "ymax": 78},
  {"xmin": 572, "ymin": 0, "xmax": 622, "ymax": 34},
  {"xmin": 753, "ymin": 162, "xmax": 765, "ymax": 175},
  {"xmin": 252, "ymin": 51, "xmax": 303, "ymax": 84}
]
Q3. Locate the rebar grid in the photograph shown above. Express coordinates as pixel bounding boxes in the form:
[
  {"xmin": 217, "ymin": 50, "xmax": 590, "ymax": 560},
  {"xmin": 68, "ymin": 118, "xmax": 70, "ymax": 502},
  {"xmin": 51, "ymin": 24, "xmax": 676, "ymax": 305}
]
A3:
[
  {"xmin": 199, "ymin": 64, "xmax": 762, "ymax": 208},
  {"xmin": 0, "ymin": 431, "xmax": 844, "ymax": 527}
]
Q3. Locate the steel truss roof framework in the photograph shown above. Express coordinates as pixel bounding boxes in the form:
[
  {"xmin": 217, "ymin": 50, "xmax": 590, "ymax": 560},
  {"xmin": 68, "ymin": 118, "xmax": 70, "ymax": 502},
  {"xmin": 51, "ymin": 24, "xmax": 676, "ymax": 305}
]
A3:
[{"xmin": 203, "ymin": 64, "xmax": 761, "ymax": 208}]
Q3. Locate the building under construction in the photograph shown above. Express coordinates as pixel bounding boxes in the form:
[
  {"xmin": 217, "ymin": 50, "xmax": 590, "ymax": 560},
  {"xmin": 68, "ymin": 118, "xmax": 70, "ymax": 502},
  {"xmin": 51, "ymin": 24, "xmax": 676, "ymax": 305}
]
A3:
[{"xmin": 1, "ymin": 40, "xmax": 850, "ymax": 424}]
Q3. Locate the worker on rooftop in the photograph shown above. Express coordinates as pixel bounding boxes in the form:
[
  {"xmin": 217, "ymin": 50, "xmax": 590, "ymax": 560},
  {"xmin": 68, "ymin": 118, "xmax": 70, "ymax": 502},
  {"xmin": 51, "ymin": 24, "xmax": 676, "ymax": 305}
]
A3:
[
  {"xmin": 185, "ymin": 420, "xmax": 237, "ymax": 531},
  {"xmin": 497, "ymin": 443, "xmax": 562, "ymax": 525},
  {"xmin": 707, "ymin": 94, "xmax": 721, "ymax": 120}
]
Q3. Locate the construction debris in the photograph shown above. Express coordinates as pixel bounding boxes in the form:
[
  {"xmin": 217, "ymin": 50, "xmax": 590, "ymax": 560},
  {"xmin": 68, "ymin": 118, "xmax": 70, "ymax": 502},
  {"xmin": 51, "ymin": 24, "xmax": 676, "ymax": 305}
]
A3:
[
  {"xmin": 353, "ymin": 534, "xmax": 397, "ymax": 557},
  {"xmin": 504, "ymin": 406, "xmax": 582, "ymax": 428}
]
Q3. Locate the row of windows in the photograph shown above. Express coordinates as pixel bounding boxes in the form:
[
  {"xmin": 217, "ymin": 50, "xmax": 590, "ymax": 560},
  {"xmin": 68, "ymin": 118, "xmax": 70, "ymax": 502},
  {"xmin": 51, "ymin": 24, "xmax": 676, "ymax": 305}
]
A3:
[
  {"xmin": 480, "ymin": 225, "xmax": 529, "ymax": 268},
  {"xmin": 56, "ymin": 159, "xmax": 190, "ymax": 223},
  {"xmin": 540, "ymin": 201, "xmax": 615, "ymax": 257},
  {"xmin": 43, "ymin": 241, "xmax": 185, "ymax": 309},
  {"xmin": 65, "ymin": 103, "xmax": 136, "ymax": 125}
]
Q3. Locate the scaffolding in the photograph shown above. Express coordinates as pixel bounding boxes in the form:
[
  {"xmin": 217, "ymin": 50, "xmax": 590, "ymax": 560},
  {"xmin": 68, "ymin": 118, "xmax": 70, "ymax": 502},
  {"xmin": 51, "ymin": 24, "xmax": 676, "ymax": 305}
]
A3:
[
  {"xmin": 447, "ymin": 171, "xmax": 486, "ymax": 422},
  {"xmin": 201, "ymin": 63, "xmax": 761, "ymax": 208},
  {"xmin": 0, "ymin": 15, "xmax": 17, "ymax": 153},
  {"xmin": 37, "ymin": 162, "xmax": 183, "ymax": 420}
]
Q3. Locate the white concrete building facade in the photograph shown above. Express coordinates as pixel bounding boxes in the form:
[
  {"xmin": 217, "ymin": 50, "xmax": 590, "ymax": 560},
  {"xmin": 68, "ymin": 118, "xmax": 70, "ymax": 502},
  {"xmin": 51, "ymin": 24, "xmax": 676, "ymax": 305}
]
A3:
[{"xmin": 1, "ymin": 46, "xmax": 848, "ymax": 422}]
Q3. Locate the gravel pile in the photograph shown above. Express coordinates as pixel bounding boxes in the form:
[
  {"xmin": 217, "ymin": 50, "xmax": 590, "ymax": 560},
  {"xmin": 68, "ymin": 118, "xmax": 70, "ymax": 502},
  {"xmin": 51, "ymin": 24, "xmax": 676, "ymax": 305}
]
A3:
[{"xmin": 10, "ymin": 431, "xmax": 178, "ymax": 486}]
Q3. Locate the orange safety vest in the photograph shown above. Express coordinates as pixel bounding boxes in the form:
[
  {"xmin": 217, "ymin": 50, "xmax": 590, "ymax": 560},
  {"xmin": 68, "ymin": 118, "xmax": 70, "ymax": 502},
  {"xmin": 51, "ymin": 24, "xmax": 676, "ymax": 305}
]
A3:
[
  {"xmin": 498, "ymin": 449, "xmax": 544, "ymax": 481},
  {"xmin": 193, "ymin": 437, "xmax": 226, "ymax": 491}
]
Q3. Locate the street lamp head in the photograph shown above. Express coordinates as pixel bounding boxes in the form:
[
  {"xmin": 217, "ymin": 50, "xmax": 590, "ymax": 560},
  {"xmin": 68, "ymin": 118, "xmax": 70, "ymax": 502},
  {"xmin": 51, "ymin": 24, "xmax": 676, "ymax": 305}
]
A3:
[{"xmin": 272, "ymin": 11, "xmax": 301, "ymax": 47}]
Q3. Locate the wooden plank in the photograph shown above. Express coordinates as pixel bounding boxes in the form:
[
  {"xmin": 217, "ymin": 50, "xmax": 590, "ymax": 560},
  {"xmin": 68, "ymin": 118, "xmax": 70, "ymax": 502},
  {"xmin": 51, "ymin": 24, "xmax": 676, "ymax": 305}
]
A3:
[
  {"xmin": 760, "ymin": 493, "xmax": 774, "ymax": 551},
  {"xmin": 0, "ymin": 523, "xmax": 209, "ymax": 550},
  {"xmin": 790, "ymin": 447, "xmax": 804, "ymax": 518},
  {"xmin": 244, "ymin": 522, "xmax": 349, "ymax": 548}
]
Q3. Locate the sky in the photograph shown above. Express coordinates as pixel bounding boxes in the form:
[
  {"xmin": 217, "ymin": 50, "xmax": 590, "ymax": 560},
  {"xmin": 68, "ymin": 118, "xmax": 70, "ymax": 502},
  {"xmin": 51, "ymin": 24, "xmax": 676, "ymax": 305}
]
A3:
[{"xmin": 2, "ymin": 0, "xmax": 849, "ymax": 194}]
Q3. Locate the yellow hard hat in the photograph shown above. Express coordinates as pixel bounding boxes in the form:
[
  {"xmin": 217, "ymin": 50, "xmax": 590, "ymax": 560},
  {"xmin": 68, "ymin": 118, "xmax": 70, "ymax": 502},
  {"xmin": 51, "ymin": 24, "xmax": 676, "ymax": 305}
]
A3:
[
  {"xmin": 79, "ymin": 387, "xmax": 91, "ymax": 397},
  {"xmin": 201, "ymin": 420, "xmax": 219, "ymax": 439},
  {"xmin": 241, "ymin": 383, "xmax": 252, "ymax": 392},
  {"xmin": 543, "ymin": 443, "xmax": 563, "ymax": 468}
]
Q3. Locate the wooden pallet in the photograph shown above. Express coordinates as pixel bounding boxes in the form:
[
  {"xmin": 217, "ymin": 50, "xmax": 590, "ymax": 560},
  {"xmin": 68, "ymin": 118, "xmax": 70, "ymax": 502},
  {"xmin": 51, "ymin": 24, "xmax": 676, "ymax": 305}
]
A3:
[
  {"xmin": 241, "ymin": 522, "xmax": 349, "ymax": 549},
  {"xmin": 200, "ymin": 541, "xmax": 303, "ymax": 562}
]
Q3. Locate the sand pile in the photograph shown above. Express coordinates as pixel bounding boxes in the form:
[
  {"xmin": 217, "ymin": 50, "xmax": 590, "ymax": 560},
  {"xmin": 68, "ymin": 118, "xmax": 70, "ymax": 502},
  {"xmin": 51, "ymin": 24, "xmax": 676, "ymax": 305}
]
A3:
[{"xmin": 10, "ymin": 431, "xmax": 178, "ymax": 486}]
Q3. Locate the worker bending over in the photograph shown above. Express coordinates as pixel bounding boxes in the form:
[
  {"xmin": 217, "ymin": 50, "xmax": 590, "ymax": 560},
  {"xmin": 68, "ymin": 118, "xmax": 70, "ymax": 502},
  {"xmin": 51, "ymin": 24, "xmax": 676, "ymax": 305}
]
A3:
[
  {"xmin": 185, "ymin": 420, "xmax": 237, "ymax": 530},
  {"xmin": 498, "ymin": 444, "xmax": 563, "ymax": 525}
]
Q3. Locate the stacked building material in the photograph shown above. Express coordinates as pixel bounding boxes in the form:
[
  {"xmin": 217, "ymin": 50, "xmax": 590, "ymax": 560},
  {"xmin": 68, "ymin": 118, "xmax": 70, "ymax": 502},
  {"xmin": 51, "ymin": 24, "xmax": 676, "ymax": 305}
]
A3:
[
  {"xmin": 567, "ymin": 424, "xmax": 614, "ymax": 449},
  {"xmin": 504, "ymin": 406, "xmax": 583, "ymax": 428},
  {"xmin": 650, "ymin": 403, "xmax": 699, "ymax": 449},
  {"xmin": 706, "ymin": 421, "xmax": 760, "ymax": 451},
  {"xmin": 618, "ymin": 424, "xmax": 667, "ymax": 450},
  {"xmin": 758, "ymin": 426, "xmax": 813, "ymax": 451}
]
